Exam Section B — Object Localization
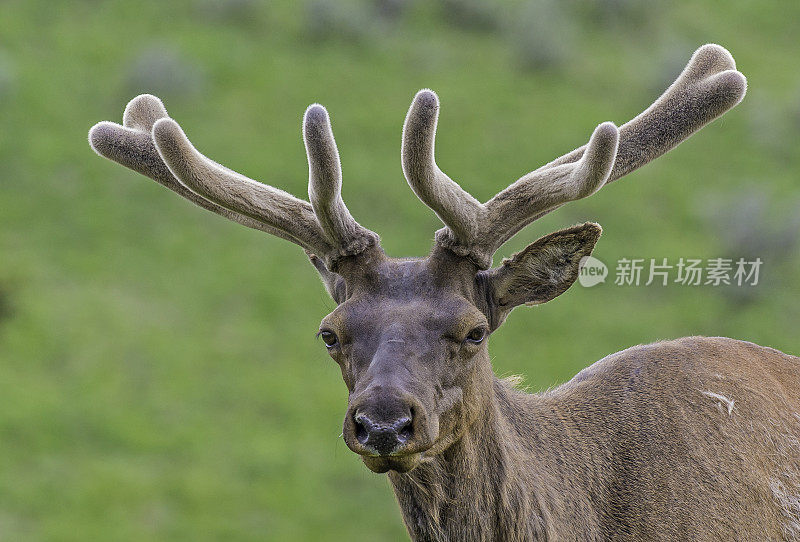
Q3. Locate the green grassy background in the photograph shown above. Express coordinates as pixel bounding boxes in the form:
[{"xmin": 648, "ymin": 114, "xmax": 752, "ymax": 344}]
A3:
[{"xmin": 1, "ymin": 0, "xmax": 798, "ymax": 539}]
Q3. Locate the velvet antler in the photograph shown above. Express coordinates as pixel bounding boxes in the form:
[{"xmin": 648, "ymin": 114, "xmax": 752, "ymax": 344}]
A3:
[
  {"xmin": 89, "ymin": 44, "xmax": 745, "ymax": 274},
  {"xmin": 402, "ymin": 44, "xmax": 747, "ymax": 268},
  {"xmin": 89, "ymin": 95, "xmax": 378, "ymax": 267}
]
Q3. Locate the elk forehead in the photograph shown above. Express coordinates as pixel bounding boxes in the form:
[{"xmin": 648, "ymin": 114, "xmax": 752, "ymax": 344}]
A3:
[{"xmin": 321, "ymin": 254, "xmax": 488, "ymax": 339}]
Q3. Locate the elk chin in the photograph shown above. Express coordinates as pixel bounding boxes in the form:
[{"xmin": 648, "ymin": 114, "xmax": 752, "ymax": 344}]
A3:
[{"xmin": 362, "ymin": 453, "xmax": 422, "ymax": 474}]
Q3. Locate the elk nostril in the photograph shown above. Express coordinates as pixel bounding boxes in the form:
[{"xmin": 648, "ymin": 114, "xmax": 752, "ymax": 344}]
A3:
[
  {"xmin": 395, "ymin": 416, "xmax": 413, "ymax": 444},
  {"xmin": 354, "ymin": 413, "xmax": 369, "ymax": 445}
]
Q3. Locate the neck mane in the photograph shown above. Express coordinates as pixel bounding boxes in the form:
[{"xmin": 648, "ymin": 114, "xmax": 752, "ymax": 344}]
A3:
[{"xmin": 388, "ymin": 378, "xmax": 602, "ymax": 541}]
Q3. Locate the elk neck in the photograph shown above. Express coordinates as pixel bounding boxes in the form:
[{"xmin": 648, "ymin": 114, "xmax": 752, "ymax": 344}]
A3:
[{"xmin": 387, "ymin": 373, "xmax": 609, "ymax": 541}]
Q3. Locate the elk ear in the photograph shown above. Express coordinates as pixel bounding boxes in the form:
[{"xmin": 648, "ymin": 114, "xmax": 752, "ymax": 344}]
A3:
[
  {"xmin": 307, "ymin": 253, "xmax": 347, "ymax": 303},
  {"xmin": 480, "ymin": 223, "xmax": 601, "ymax": 329}
]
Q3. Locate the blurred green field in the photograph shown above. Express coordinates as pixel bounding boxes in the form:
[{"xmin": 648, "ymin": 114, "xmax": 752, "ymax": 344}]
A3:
[{"xmin": 0, "ymin": 0, "xmax": 799, "ymax": 540}]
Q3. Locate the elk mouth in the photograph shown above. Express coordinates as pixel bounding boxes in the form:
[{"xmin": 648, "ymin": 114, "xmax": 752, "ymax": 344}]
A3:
[{"xmin": 362, "ymin": 453, "xmax": 422, "ymax": 473}]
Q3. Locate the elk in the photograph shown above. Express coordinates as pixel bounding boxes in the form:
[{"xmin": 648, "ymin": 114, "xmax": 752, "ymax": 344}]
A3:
[{"xmin": 88, "ymin": 44, "xmax": 800, "ymax": 540}]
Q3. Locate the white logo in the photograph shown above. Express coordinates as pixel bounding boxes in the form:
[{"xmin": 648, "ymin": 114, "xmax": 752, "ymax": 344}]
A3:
[{"xmin": 578, "ymin": 255, "xmax": 608, "ymax": 287}]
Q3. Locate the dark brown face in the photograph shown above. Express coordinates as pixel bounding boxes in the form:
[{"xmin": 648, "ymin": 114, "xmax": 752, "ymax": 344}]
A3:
[
  {"xmin": 318, "ymin": 253, "xmax": 491, "ymax": 473},
  {"xmin": 316, "ymin": 223, "xmax": 601, "ymax": 473}
]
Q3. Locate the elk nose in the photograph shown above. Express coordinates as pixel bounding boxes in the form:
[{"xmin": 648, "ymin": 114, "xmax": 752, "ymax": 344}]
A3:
[{"xmin": 353, "ymin": 411, "xmax": 413, "ymax": 456}]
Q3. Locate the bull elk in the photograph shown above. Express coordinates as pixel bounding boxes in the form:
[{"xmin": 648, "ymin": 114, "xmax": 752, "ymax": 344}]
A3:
[{"xmin": 89, "ymin": 44, "xmax": 800, "ymax": 540}]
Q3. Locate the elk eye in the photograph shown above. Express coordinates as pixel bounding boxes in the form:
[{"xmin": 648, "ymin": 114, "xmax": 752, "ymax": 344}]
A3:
[
  {"xmin": 465, "ymin": 327, "xmax": 487, "ymax": 344},
  {"xmin": 319, "ymin": 330, "xmax": 339, "ymax": 348}
]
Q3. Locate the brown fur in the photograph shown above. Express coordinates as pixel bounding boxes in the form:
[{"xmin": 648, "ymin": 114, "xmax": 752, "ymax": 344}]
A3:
[
  {"xmin": 325, "ymin": 246, "xmax": 800, "ymax": 540},
  {"xmin": 391, "ymin": 336, "xmax": 800, "ymax": 540}
]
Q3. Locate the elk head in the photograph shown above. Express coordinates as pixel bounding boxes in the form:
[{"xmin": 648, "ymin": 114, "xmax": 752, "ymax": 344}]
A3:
[{"xmin": 89, "ymin": 44, "xmax": 746, "ymax": 473}]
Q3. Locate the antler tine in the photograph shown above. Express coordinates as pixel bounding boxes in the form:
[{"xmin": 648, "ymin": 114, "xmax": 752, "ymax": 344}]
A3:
[
  {"xmin": 488, "ymin": 44, "xmax": 747, "ymax": 236},
  {"xmin": 402, "ymin": 89, "xmax": 484, "ymax": 255},
  {"xmin": 537, "ymin": 44, "xmax": 747, "ymax": 182},
  {"xmin": 150, "ymin": 117, "xmax": 338, "ymax": 256},
  {"xmin": 472, "ymin": 121, "xmax": 619, "ymax": 263},
  {"xmin": 400, "ymin": 88, "xmax": 619, "ymax": 268},
  {"xmin": 89, "ymin": 94, "xmax": 330, "ymax": 253},
  {"xmin": 304, "ymin": 104, "xmax": 379, "ymax": 257}
]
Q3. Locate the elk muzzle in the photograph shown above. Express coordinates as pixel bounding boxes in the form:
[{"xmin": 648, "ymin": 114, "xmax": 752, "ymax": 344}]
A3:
[{"xmin": 343, "ymin": 387, "xmax": 434, "ymax": 473}]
